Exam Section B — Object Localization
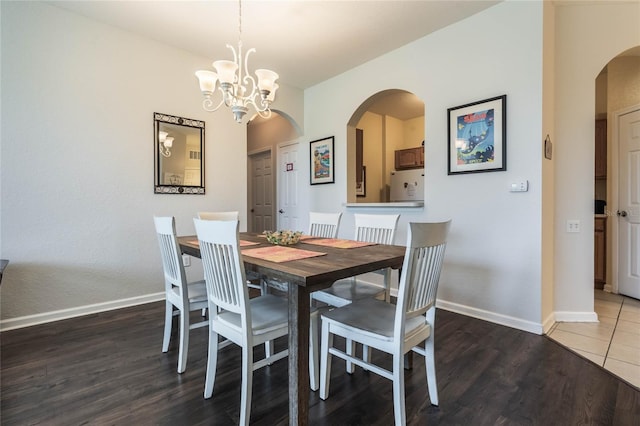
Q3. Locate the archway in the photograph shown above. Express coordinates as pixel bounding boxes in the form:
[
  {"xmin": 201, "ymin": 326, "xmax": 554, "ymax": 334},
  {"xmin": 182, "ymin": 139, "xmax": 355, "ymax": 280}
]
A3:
[
  {"xmin": 346, "ymin": 90, "xmax": 425, "ymax": 203},
  {"xmin": 247, "ymin": 110, "xmax": 302, "ymax": 232}
]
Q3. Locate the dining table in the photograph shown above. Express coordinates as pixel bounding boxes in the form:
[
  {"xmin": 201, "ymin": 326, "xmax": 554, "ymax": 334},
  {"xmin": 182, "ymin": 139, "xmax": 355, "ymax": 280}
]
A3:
[{"xmin": 178, "ymin": 232, "xmax": 406, "ymax": 425}]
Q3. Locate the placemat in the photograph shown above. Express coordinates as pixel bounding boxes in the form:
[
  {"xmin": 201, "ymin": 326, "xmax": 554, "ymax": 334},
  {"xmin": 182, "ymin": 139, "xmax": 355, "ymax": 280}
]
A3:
[
  {"xmin": 185, "ymin": 239, "xmax": 260, "ymax": 247},
  {"xmin": 302, "ymin": 238, "xmax": 377, "ymax": 249},
  {"xmin": 241, "ymin": 246, "xmax": 326, "ymax": 263}
]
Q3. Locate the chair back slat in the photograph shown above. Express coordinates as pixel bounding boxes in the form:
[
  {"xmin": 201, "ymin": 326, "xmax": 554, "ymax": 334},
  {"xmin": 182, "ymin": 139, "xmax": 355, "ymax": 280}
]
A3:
[
  {"xmin": 395, "ymin": 221, "xmax": 451, "ymax": 329},
  {"xmin": 194, "ymin": 219, "xmax": 248, "ymax": 315},
  {"xmin": 198, "ymin": 211, "xmax": 239, "ymax": 221},
  {"xmin": 154, "ymin": 217, "xmax": 187, "ymax": 290},
  {"xmin": 354, "ymin": 213, "xmax": 400, "ymax": 244},
  {"xmin": 309, "ymin": 212, "xmax": 342, "ymax": 238}
]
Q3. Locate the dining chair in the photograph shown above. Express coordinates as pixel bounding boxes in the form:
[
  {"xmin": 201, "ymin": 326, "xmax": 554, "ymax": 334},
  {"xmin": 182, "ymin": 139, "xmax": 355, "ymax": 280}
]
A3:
[
  {"xmin": 308, "ymin": 211, "xmax": 342, "ymax": 238},
  {"xmin": 194, "ymin": 218, "xmax": 319, "ymax": 426},
  {"xmin": 311, "ymin": 213, "xmax": 399, "ymax": 372},
  {"xmin": 154, "ymin": 216, "xmax": 208, "ymax": 374},
  {"xmin": 197, "ymin": 211, "xmax": 239, "ymax": 221},
  {"xmin": 319, "ymin": 220, "xmax": 451, "ymax": 425},
  {"xmin": 197, "ymin": 211, "xmax": 264, "ymax": 290},
  {"xmin": 311, "ymin": 213, "xmax": 400, "ymax": 307}
]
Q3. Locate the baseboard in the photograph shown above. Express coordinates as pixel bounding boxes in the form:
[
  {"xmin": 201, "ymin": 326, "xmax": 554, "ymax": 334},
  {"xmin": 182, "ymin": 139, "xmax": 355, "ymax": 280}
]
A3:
[
  {"xmin": 554, "ymin": 311, "xmax": 599, "ymax": 323},
  {"xmin": 436, "ymin": 299, "xmax": 544, "ymax": 335},
  {"xmin": 0, "ymin": 292, "xmax": 165, "ymax": 332}
]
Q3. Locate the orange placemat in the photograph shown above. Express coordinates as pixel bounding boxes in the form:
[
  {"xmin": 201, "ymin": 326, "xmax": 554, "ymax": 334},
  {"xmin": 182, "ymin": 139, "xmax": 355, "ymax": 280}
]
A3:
[
  {"xmin": 184, "ymin": 239, "xmax": 260, "ymax": 247},
  {"xmin": 302, "ymin": 238, "xmax": 377, "ymax": 249},
  {"xmin": 242, "ymin": 246, "xmax": 326, "ymax": 263}
]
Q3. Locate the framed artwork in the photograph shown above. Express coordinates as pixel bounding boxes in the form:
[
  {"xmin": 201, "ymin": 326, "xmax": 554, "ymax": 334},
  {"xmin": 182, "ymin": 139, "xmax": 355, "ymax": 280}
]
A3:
[
  {"xmin": 356, "ymin": 166, "xmax": 366, "ymax": 197},
  {"xmin": 310, "ymin": 136, "xmax": 335, "ymax": 185},
  {"xmin": 447, "ymin": 95, "xmax": 506, "ymax": 175}
]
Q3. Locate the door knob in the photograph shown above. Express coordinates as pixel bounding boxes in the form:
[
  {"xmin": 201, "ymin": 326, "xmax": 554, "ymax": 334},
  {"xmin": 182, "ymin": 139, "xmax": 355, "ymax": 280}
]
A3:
[
  {"xmin": 617, "ymin": 210, "xmax": 628, "ymax": 217},
  {"xmin": 250, "ymin": 209, "xmax": 254, "ymax": 213},
  {"xmin": 279, "ymin": 209, "xmax": 284, "ymax": 214}
]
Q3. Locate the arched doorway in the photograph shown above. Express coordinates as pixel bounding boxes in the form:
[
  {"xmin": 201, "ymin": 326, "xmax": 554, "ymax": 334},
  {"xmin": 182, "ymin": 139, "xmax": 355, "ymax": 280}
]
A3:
[
  {"xmin": 346, "ymin": 90, "xmax": 425, "ymax": 204},
  {"xmin": 594, "ymin": 46, "xmax": 640, "ymax": 299},
  {"xmin": 247, "ymin": 110, "xmax": 301, "ymax": 232}
]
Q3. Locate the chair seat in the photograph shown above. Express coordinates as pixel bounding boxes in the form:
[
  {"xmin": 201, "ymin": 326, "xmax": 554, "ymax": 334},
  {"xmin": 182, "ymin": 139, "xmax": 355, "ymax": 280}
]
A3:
[
  {"xmin": 171, "ymin": 280, "xmax": 207, "ymax": 303},
  {"xmin": 321, "ymin": 298, "xmax": 429, "ymax": 341},
  {"xmin": 218, "ymin": 294, "xmax": 289, "ymax": 335},
  {"xmin": 313, "ymin": 278, "xmax": 385, "ymax": 307}
]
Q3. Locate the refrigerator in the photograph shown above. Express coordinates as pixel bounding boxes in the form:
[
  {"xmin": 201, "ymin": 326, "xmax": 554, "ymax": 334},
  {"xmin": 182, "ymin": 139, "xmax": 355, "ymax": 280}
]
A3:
[{"xmin": 390, "ymin": 169, "xmax": 424, "ymax": 202}]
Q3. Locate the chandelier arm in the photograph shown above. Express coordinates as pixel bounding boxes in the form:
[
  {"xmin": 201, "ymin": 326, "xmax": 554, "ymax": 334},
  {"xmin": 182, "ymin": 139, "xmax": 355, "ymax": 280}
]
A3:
[
  {"xmin": 202, "ymin": 94, "xmax": 227, "ymax": 112},
  {"xmin": 159, "ymin": 145, "xmax": 171, "ymax": 158}
]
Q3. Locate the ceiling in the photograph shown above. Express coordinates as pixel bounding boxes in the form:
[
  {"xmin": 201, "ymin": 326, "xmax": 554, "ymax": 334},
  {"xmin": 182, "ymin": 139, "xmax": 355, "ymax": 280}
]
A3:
[{"xmin": 49, "ymin": 0, "xmax": 501, "ymax": 90}]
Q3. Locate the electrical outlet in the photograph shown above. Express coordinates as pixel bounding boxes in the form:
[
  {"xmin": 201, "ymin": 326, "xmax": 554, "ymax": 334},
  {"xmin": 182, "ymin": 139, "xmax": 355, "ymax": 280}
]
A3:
[
  {"xmin": 566, "ymin": 220, "xmax": 581, "ymax": 233},
  {"xmin": 182, "ymin": 254, "xmax": 191, "ymax": 267}
]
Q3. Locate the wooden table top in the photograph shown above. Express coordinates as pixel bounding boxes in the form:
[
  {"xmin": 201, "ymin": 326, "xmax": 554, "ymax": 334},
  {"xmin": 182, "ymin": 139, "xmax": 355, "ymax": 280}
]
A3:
[{"xmin": 178, "ymin": 233, "xmax": 406, "ymax": 291}]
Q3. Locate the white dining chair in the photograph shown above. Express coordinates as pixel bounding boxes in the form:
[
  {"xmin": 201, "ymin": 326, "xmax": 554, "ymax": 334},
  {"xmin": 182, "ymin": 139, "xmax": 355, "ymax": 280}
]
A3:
[
  {"xmin": 308, "ymin": 211, "xmax": 342, "ymax": 238},
  {"xmin": 194, "ymin": 218, "xmax": 319, "ymax": 426},
  {"xmin": 154, "ymin": 216, "xmax": 208, "ymax": 374},
  {"xmin": 311, "ymin": 213, "xmax": 399, "ymax": 307},
  {"xmin": 311, "ymin": 213, "xmax": 399, "ymax": 372},
  {"xmin": 197, "ymin": 211, "xmax": 264, "ymax": 290},
  {"xmin": 319, "ymin": 220, "xmax": 451, "ymax": 426},
  {"xmin": 197, "ymin": 211, "xmax": 239, "ymax": 221}
]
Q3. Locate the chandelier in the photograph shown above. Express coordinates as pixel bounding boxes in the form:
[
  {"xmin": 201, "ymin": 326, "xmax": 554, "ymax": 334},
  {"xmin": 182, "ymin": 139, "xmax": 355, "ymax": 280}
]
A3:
[{"xmin": 195, "ymin": 0, "xmax": 279, "ymax": 123}]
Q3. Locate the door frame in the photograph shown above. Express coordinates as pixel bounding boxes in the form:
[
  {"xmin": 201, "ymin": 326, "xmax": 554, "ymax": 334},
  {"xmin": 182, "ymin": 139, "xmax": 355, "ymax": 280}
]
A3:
[
  {"xmin": 607, "ymin": 103, "xmax": 640, "ymax": 294},
  {"xmin": 247, "ymin": 147, "xmax": 275, "ymax": 233}
]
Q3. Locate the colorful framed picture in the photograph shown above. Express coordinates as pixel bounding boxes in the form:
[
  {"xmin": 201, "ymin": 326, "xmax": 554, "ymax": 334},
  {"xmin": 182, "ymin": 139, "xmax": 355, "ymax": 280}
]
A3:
[
  {"xmin": 310, "ymin": 136, "xmax": 335, "ymax": 185},
  {"xmin": 447, "ymin": 95, "xmax": 506, "ymax": 175}
]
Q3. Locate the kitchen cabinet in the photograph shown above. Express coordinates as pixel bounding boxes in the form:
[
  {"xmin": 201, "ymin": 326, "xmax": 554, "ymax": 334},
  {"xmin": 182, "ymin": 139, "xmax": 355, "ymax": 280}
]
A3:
[
  {"xmin": 594, "ymin": 217, "xmax": 607, "ymax": 288},
  {"xmin": 595, "ymin": 119, "xmax": 607, "ymax": 179},
  {"xmin": 395, "ymin": 146, "xmax": 424, "ymax": 170}
]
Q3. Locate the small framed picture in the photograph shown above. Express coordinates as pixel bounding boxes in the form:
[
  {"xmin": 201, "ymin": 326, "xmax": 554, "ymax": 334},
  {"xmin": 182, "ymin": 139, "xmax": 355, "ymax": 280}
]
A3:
[
  {"xmin": 310, "ymin": 136, "xmax": 335, "ymax": 185},
  {"xmin": 447, "ymin": 95, "xmax": 506, "ymax": 175},
  {"xmin": 356, "ymin": 166, "xmax": 366, "ymax": 197}
]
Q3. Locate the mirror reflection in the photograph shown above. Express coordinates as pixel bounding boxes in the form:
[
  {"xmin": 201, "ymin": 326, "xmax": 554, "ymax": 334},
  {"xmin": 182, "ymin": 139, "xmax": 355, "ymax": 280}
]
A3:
[{"xmin": 154, "ymin": 112, "xmax": 205, "ymax": 194}]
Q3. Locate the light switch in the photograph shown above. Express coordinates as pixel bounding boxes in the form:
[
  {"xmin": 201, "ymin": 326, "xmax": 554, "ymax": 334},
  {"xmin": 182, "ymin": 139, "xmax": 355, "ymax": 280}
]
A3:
[{"xmin": 510, "ymin": 181, "xmax": 529, "ymax": 192}]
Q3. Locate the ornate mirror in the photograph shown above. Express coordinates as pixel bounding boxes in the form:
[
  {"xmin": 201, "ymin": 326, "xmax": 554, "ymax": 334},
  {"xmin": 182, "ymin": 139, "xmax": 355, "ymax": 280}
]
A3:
[{"xmin": 154, "ymin": 112, "xmax": 205, "ymax": 194}]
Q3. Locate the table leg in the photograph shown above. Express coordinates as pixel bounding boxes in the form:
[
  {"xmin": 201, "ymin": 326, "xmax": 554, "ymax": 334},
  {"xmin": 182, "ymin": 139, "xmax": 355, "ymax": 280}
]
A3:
[{"xmin": 288, "ymin": 283, "xmax": 310, "ymax": 426}]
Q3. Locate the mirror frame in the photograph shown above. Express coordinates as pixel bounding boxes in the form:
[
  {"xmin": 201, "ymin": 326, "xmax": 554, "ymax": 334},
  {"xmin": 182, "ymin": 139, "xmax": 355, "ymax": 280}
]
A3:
[{"xmin": 154, "ymin": 112, "xmax": 205, "ymax": 194}]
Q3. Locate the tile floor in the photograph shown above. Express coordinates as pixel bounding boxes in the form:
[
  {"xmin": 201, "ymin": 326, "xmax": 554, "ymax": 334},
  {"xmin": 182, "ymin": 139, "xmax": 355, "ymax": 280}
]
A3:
[{"xmin": 548, "ymin": 290, "xmax": 640, "ymax": 388}]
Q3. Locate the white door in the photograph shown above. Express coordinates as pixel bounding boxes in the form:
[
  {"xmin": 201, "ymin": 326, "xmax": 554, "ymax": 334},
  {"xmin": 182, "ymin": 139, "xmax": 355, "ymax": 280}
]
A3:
[
  {"xmin": 618, "ymin": 107, "xmax": 640, "ymax": 299},
  {"xmin": 277, "ymin": 141, "xmax": 301, "ymax": 231},
  {"xmin": 248, "ymin": 150, "xmax": 275, "ymax": 233}
]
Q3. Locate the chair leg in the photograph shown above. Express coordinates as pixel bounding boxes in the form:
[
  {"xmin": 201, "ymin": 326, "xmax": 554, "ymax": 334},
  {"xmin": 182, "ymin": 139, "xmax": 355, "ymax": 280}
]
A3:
[
  {"xmin": 239, "ymin": 344, "xmax": 253, "ymax": 426},
  {"xmin": 319, "ymin": 322, "xmax": 333, "ymax": 400},
  {"xmin": 265, "ymin": 340, "xmax": 273, "ymax": 360},
  {"xmin": 162, "ymin": 301, "xmax": 173, "ymax": 353},
  {"xmin": 384, "ymin": 268, "xmax": 392, "ymax": 303},
  {"xmin": 392, "ymin": 353, "xmax": 406, "ymax": 426},
  {"xmin": 425, "ymin": 336, "xmax": 439, "ymax": 406},
  {"xmin": 363, "ymin": 344, "xmax": 372, "ymax": 364},
  {"xmin": 203, "ymin": 329, "xmax": 219, "ymax": 399},
  {"xmin": 309, "ymin": 313, "xmax": 319, "ymax": 391},
  {"xmin": 346, "ymin": 338, "xmax": 356, "ymax": 373},
  {"xmin": 177, "ymin": 307, "xmax": 189, "ymax": 374}
]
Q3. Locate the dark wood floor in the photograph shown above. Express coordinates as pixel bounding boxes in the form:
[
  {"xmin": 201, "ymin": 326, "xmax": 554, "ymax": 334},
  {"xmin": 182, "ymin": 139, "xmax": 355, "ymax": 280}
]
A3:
[{"xmin": 1, "ymin": 302, "xmax": 638, "ymax": 425}]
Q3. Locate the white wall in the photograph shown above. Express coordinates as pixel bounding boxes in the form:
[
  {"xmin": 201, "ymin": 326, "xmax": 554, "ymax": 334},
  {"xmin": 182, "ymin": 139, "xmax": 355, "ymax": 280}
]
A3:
[
  {"xmin": 304, "ymin": 1, "xmax": 545, "ymax": 332},
  {"xmin": 0, "ymin": 2, "xmax": 303, "ymax": 326},
  {"xmin": 554, "ymin": 1, "xmax": 640, "ymax": 319}
]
